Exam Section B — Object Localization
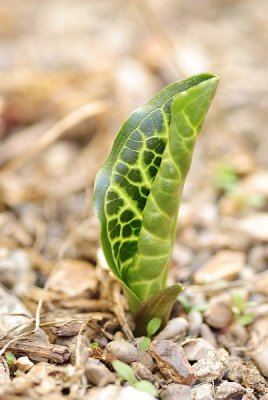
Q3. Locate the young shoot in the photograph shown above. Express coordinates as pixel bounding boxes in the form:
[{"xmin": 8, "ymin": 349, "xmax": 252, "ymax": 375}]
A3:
[
  {"xmin": 94, "ymin": 73, "xmax": 219, "ymax": 333},
  {"xmin": 140, "ymin": 317, "xmax": 162, "ymax": 352},
  {"xmin": 112, "ymin": 360, "xmax": 157, "ymax": 397}
]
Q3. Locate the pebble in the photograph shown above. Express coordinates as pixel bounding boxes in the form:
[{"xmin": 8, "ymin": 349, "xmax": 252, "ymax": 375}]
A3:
[
  {"xmin": 193, "ymin": 351, "xmax": 224, "ymax": 383},
  {"xmin": 248, "ymin": 245, "xmax": 268, "ymax": 273},
  {"xmin": 225, "ymin": 357, "xmax": 243, "ymax": 383},
  {"xmin": 188, "ymin": 310, "xmax": 203, "ymax": 337},
  {"xmin": 200, "ymin": 323, "xmax": 217, "ymax": 347},
  {"xmin": 137, "ymin": 351, "xmax": 154, "ymax": 371},
  {"xmin": 150, "ymin": 340, "xmax": 195, "ymax": 385},
  {"xmin": 162, "ymin": 383, "xmax": 191, "ymax": 400},
  {"xmin": 242, "ymin": 361, "xmax": 267, "ymax": 395},
  {"xmin": 204, "ymin": 295, "xmax": 233, "ymax": 329},
  {"xmin": 131, "ymin": 362, "xmax": 154, "ymax": 382},
  {"xmin": 193, "ymin": 250, "xmax": 245, "ymax": 284},
  {"xmin": 16, "ymin": 356, "xmax": 34, "ymax": 373},
  {"xmin": 237, "ymin": 213, "xmax": 268, "ymax": 241},
  {"xmin": 251, "ymin": 346, "xmax": 268, "ymax": 377},
  {"xmin": 242, "ymin": 393, "xmax": 257, "ymax": 400},
  {"xmin": 215, "ymin": 381, "xmax": 246, "ymax": 399},
  {"xmin": 191, "ymin": 383, "xmax": 214, "ymax": 400},
  {"xmin": 85, "ymin": 358, "xmax": 115, "ymax": 387},
  {"xmin": 85, "ymin": 384, "xmax": 155, "ymax": 400},
  {"xmin": 154, "ymin": 318, "xmax": 188, "ymax": 342},
  {"xmin": 106, "ymin": 341, "xmax": 137, "ymax": 364},
  {"xmin": 183, "ymin": 338, "xmax": 215, "ymax": 362},
  {"xmin": 49, "ymin": 259, "xmax": 98, "ymax": 297}
]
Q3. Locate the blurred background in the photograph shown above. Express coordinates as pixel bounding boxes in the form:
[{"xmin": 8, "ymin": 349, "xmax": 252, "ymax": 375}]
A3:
[{"xmin": 0, "ymin": 0, "xmax": 267, "ymax": 277}]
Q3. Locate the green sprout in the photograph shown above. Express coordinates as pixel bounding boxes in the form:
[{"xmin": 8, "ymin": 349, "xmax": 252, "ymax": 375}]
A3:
[
  {"xmin": 178, "ymin": 294, "xmax": 208, "ymax": 314},
  {"xmin": 89, "ymin": 341, "xmax": 99, "ymax": 349},
  {"xmin": 140, "ymin": 317, "xmax": 162, "ymax": 352},
  {"xmin": 231, "ymin": 292, "xmax": 256, "ymax": 326},
  {"xmin": 112, "ymin": 360, "xmax": 157, "ymax": 397},
  {"xmin": 213, "ymin": 162, "xmax": 239, "ymax": 194},
  {"xmin": 94, "ymin": 73, "xmax": 219, "ymax": 333},
  {"xmin": 5, "ymin": 351, "xmax": 16, "ymax": 367}
]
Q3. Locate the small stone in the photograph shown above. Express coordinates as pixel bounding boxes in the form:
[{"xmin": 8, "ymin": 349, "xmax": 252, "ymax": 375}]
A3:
[
  {"xmin": 150, "ymin": 340, "xmax": 195, "ymax": 385},
  {"xmin": 191, "ymin": 383, "xmax": 214, "ymax": 400},
  {"xmin": 188, "ymin": 310, "xmax": 203, "ymax": 337},
  {"xmin": 137, "ymin": 351, "xmax": 154, "ymax": 371},
  {"xmin": 193, "ymin": 250, "xmax": 245, "ymax": 284},
  {"xmin": 132, "ymin": 362, "xmax": 154, "ymax": 382},
  {"xmin": 85, "ymin": 384, "xmax": 155, "ymax": 400},
  {"xmin": 49, "ymin": 259, "xmax": 97, "ymax": 297},
  {"xmin": 215, "ymin": 381, "xmax": 246, "ymax": 399},
  {"xmin": 249, "ymin": 245, "xmax": 268, "ymax": 273},
  {"xmin": 238, "ymin": 213, "xmax": 268, "ymax": 242},
  {"xmin": 204, "ymin": 295, "xmax": 233, "ymax": 329},
  {"xmin": 242, "ymin": 393, "xmax": 257, "ymax": 400},
  {"xmin": 85, "ymin": 358, "xmax": 115, "ymax": 387},
  {"xmin": 225, "ymin": 357, "xmax": 243, "ymax": 383},
  {"xmin": 200, "ymin": 323, "xmax": 217, "ymax": 347},
  {"xmin": 16, "ymin": 356, "xmax": 34, "ymax": 372},
  {"xmin": 155, "ymin": 318, "xmax": 188, "ymax": 342},
  {"xmin": 241, "ymin": 361, "xmax": 267, "ymax": 395},
  {"xmin": 251, "ymin": 346, "xmax": 268, "ymax": 377},
  {"xmin": 162, "ymin": 383, "xmax": 191, "ymax": 399},
  {"xmin": 216, "ymin": 348, "xmax": 230, "ymax": 370},
  {"xmin": 183, "ymin": 338, "xmax": 215, "ymax": 362},
  {"xmin": 193, "ymin": 351, "xmax": 224, "ymax": 383},
  {"xmin": 106, "ymin": 340, "xmax": 137, "ymax": 364}
]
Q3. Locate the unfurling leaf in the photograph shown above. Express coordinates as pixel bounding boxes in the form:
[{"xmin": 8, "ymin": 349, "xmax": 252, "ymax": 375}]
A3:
[{"xmin": 94, "ymin": 73, "xmax": 219, "ymax": 325}]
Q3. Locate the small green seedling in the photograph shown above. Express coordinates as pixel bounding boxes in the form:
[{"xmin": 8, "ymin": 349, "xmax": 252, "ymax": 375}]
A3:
[
  {"xmin": 231, "ymin": 292, "xmax": 256, "ymax": 326},
  {"xmin": 178, "ymin": 294, "xmax": 208, "ymax": 314},
  {"xmin": 5, "ymin": 351, "xmax": 16, "ymax": 367},
  {"xmin": 140, "ymin": 317, "xmax": 162, "ymax": 351},
  {"xmin": 112, "ymin": 360, "xmax": 157, "ymax": 397},
  {"xmin": 213, "ymin": 162, "xmax": 239, "ymax": 194},
  {"xmin": 94, "ymin": 73, "xmax": 219, "ymax": 333},
  {"xmin": 89, "ymin": 341, "xmax": 99, "ymax": 349}
]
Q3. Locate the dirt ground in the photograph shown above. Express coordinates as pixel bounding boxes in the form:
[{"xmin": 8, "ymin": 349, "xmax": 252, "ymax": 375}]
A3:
[{"xmin": 0, "ymin": 1, "xmax": 268, "ymax": 399}]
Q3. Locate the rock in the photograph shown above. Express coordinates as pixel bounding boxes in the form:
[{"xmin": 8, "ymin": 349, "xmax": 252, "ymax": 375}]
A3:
[
  {"xmin": 132, "ymin": 362, "xmax": 154, "ymax": 382},
  {"xmin": 85, "ymin": 358, "xmax": 115, "ymax": 387},
  {"xmin": 183, "ymin": 338, "xmax": 215, "ymax": 361},
  {"xmin": 49, "ymin": 259, "xmax": 98, "ymax": 298},
  {"xmin": 137, "ymin": 351, "xmax": 154, "ymax": 371},
  {"xmin": 0, "ymin": 248, "xmax": 34, "ymax": 296},
  {"xmin": 204, "ymin": 294, "xmax": 233, "ymax": 329},
  {"xmin": 106, "ymin": 341, "xmax": 137, "ymax": 364},
  {"xmin": 188, "ymin": 310, "xmax": 203, "ymax": 337},
  {"xmin": 162, "ymin": 383, "xmax": 191, "ymax": 399},
  {"xmin": 216, "ymin": 348, "xmax": 230, "ymax": 370},
  {"xmin": 191, "ymin": 383, "xmax": 214, "ymax": 400},
  {"xmin": 249, "ymin": 245, "xmax": 268, "ymax": 273},
  {"xmin": 16, "ymin": 356, "xmax": 34, "ymax": 372},
  {"xmin": 200, "ymin": 323, "xmax": 217, "ymax": 347},
  {"xmin": 154, "ymin": 318, "xmax": 188, "ymax": 342},
  {"xmin": 225, "ymin": 357, "xmax": 243, "ymax": 383},
  {"xmin": 150, "ymin": 340, "xmax": 195, "ymax": 385},
  {"xmin": 251, "ymin": 346, "xmax": 268, "ymax": 377},
  {"xmin": 239, "ymin": 171, "xmax": 268, "ymax": 197},
  {"xmin": 193, "ymin": 351, "xmax": 224, "ymax": 383},
  {"xmin": 241, "ymin": 361, "xmax": 267, "ymax": 396},
  {"xmin": 85, "ymin": 384, "xmax": 155, "ymax": 400},
  {"xmin": 215, "ymin": 381, "xmax": 246, "ymax": 399},
  {"xmin": 237, "ymin": 213, "xmax": 268, "ymax": 242},
  {"xmin": 242, "ymin": 393, "xmax": 257, "ymax": 400},
  {"xmin": 193, "ymin": 250, "xmax": 245, "ymax": 284}
]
